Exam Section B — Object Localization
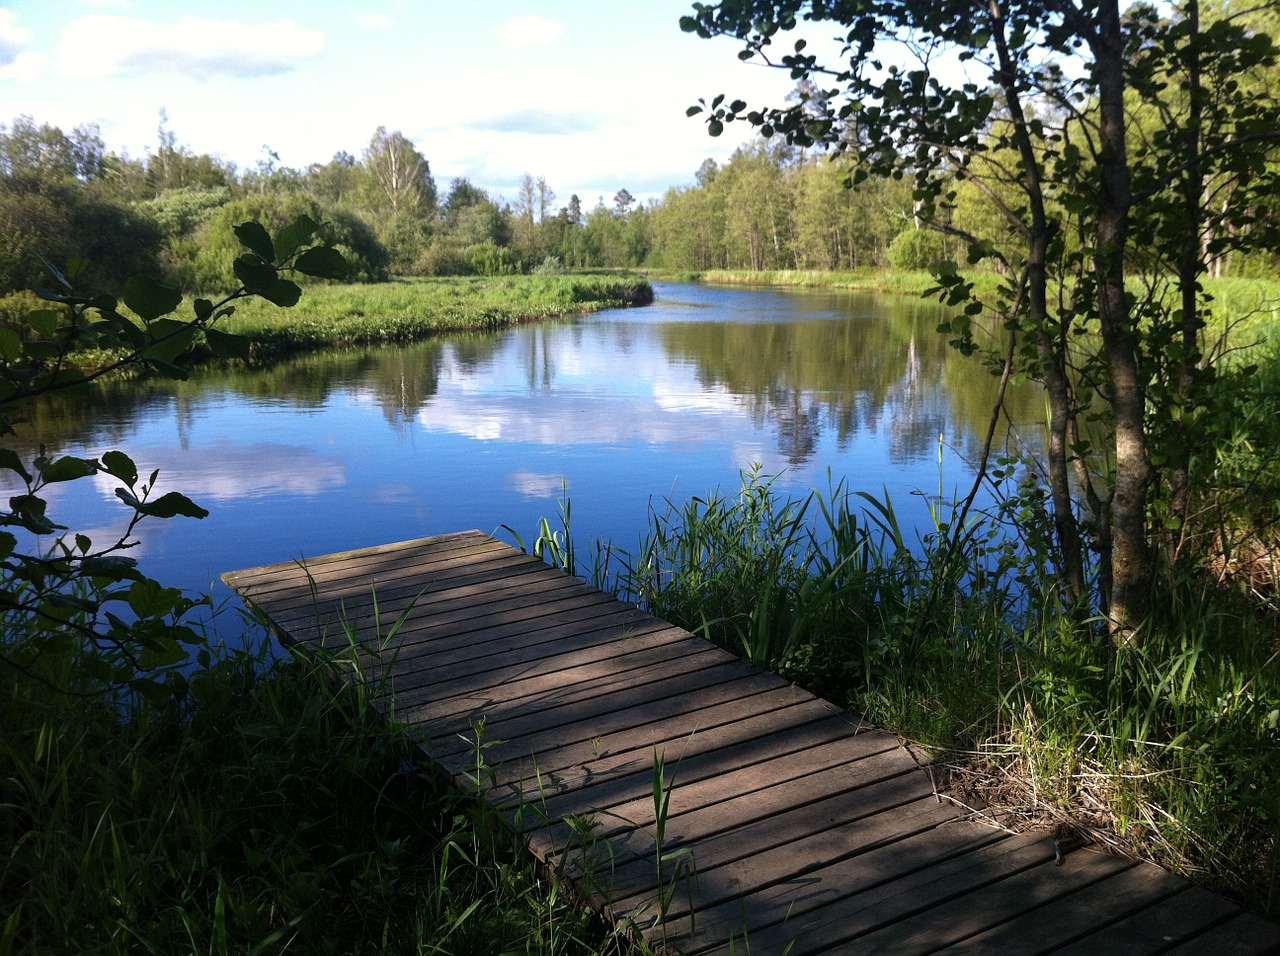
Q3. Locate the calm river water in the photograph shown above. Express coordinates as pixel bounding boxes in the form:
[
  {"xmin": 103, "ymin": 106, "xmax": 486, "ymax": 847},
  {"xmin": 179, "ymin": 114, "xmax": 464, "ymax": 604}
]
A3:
[{"xmin": 16, "ymin": 281, "xmax": 1038, "ymax": 639}]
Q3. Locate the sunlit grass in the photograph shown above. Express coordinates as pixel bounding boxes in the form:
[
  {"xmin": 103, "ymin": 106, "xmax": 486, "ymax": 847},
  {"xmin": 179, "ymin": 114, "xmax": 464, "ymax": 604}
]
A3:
[
  {"xmin": 592, "ymin": 469, "xmax": 1280, "ymax": 920},
  {"xmin": 218, "ymin": 275, "xmax": 653, "ymax": 362}
]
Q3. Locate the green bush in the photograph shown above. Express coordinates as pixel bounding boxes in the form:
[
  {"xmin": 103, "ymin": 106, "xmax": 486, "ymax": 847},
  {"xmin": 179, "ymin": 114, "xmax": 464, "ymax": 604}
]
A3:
[
  {"xmin": 188, "ymin": 196, "xmax": 388, "ymax": 292},
  {"xmin": 887, "ymin": 227, "xmax": 948, "ymax": 271}
]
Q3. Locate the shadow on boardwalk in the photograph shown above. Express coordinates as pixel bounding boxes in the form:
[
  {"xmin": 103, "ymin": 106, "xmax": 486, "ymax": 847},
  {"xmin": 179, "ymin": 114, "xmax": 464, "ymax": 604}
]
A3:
[{"xmin": 224, "ymin": 530, "xmax": 1280, "ymax": 955}]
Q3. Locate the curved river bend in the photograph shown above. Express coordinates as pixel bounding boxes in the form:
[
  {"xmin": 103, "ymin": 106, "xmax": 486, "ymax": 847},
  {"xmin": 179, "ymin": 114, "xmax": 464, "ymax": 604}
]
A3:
[{"xmin": 15, "ymin": 282, "xmax": 1038, "ymax": 639}]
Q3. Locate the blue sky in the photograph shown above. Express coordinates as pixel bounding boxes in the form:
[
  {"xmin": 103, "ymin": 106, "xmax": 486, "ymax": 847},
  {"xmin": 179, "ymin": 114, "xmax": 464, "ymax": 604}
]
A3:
[{"xmin": 0, "ymin": 1, "xmax": 811, "ymax": 207}]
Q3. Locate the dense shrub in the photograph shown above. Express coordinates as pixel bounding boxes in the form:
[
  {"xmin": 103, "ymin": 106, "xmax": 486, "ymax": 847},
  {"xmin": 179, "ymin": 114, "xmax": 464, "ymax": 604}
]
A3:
[
  {"xmin": 887, "ymin": 227, "xmax": 948, "ymax": 272},
  {"xmin": 0, "ymin": 179, "xmax": 163, "ymax": 295}
]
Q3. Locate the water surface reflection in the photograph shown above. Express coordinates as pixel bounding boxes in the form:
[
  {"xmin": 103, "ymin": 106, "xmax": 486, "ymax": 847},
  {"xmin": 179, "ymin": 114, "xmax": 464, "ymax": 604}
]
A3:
[{"xmin": 7, "ymin": 282, "xmax": 1039, "ymax": 635}]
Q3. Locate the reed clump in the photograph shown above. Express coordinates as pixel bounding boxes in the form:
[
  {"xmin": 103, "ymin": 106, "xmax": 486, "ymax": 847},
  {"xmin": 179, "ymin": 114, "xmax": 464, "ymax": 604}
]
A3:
[{"xmin": 598, "ymin": 469, "xmax": 1280, "ymax": 921}]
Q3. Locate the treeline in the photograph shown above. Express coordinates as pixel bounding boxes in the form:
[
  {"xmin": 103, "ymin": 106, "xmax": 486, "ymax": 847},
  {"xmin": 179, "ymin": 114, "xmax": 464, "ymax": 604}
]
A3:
[
  {"xmin": 0, "ymin": 114, "xmax": 653, "ymax": 299},
  {"xmin": 8, "ymin": 90, "xmax": 1280, "ymax": 301}
]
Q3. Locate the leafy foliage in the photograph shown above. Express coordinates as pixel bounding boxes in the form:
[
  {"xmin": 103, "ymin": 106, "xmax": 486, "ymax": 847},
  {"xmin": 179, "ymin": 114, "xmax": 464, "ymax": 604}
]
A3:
[
  {"xmin": 683, "ymin": 0, "xmax": 1280, "ymax": 641},
  {"xmin": 0, "ymin": 216, "xmax": 347, "ymax": 699}
]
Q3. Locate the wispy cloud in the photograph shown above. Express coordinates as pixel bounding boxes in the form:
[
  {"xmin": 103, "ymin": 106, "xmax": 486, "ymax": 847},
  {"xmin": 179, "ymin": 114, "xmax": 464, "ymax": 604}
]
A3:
[
  {"xmin": 0, "ymin": 8, "xmax": 41, "ymax": 82},
  {"xmin": 356, "ymin": 12, "xmax": 393, "ymax": 30},
  {"xmin": 494, "ymin": 15, "xmax": 564, "ymax": 50},
  {"xmin": 56, "ymin": 15, "xmax": 325, "ymax": 79},
  {"xmin": 467, "ymin": 109, "xmax": 605, "ymax": 136}
]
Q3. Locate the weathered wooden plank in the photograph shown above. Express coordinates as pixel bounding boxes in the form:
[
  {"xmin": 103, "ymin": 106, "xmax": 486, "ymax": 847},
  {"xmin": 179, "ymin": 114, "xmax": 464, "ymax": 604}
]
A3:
[
  {"xmin": 425, "ymin": 658, "xmax": 761, "ymax": 763},
  {"xmin": 602, "ymin": 782, "xmax": 950, "ymax": 924},
  {"xmin": 521, "ymin": 719, "xmax": 904, "ymax": 844},
  {"xmin": 489, "ymin": 690, "xmax": 837, "ymax": 791},
  {"xmin": 430, "ymin": 669, "xmax": 814, "ymax": 771},
  {"xmin": 678, "ymin": 829, "xmax": 1046, "ymax": 955},
  {"xmin": 657, "ymin": 824, "xmax": 1019, "ymax": 953},
  {"xmin": 261, "ymin": 556, "xmax": 586, "ymax": 629},
  {"xmin": 838, "ymin": 852, "xmax": 1134, "ymax": 955},
  {"xmin": 226, "ymin": 537, "xmax": 528, "ymax": 604},
  {"xmin": 1049, "ymin": 884, "xmax": 1239, "ymax": 955},
  {"xmin": 1162, "ymin": 913, "xmax": 1280, "ymax": 955},
  {"xmin": 933, "ymin": 861, "xmax": 1187, "ymax": 954},
  {"xmin": 220, "ymin": 532, "xmax": 1280, "ymax": 956},
  {"xmin": 222, "ymin": 530, "xmax": 504, "ymax": 593}
]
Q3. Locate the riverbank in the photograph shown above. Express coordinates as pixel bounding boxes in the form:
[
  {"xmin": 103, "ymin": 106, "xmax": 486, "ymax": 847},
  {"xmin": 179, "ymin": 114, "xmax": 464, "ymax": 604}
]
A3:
[
  {"xmin": 216, "ymin": 274, "xmax": 653, "ymax": 364},
  {"xmin": 686, "ymin": 268, "xmax": 1280, "ymax": 352}
]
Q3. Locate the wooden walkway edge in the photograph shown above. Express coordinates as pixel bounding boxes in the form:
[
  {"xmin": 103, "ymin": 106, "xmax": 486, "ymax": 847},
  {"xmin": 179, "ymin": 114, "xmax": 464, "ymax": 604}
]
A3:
[{"xmin": 223, "ymin": 530, "xmax": 1280, "ymax": 955}]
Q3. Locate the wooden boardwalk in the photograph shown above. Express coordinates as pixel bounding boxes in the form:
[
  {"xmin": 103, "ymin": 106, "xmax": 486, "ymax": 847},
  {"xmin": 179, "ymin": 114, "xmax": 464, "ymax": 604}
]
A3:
[{"xmin": 223, "ymin": 530, "xmax": 1280, "ymax": 955}]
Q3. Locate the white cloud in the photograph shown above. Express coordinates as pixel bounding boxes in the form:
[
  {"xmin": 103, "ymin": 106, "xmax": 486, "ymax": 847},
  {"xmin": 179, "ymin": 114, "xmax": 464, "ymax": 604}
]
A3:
[
  {"xmin": 55, "ymin": 15, "xmax": 325, "ymax": 80},
  {"xmin": 0, "ymin": 51, "xmax": 42, "ymax": 82},
  {"xmin": 507, "ymin": 472, "xmax": 568, "ymax": 499},
  {"xmin": 494, "ymin": 15, "xmax": 564, "ymax": 50},
  {"xmin": 0, "ymin": 8, "xmax": 29, "ymax": 59},
  {"xmin": 357, "ymin": 12, "xmax": 394, "ymax": 30},
  {"xmin": 90, "ymin": 442, "xmax": 346, "ymax": 503}
]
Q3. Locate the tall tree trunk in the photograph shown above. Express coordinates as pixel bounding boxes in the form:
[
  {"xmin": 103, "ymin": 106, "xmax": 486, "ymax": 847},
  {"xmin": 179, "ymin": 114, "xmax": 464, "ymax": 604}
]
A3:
[
  {"xmin": 1170, "ymin": 0, "xmax": 1204, "ymax": 554},
  {"xmin": 991, "ymin": 0, "xmax": 1088, "ymax": 609},
  {"xmin": 1091, "ymin": 0, "xmax": 1154, "ymax": 644}
]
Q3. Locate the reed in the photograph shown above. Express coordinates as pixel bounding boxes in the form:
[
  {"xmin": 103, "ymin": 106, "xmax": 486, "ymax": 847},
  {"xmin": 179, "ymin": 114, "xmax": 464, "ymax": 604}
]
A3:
[{"xmin": 594, "ymin": 469, "xmax": 1279, "ymax": 920}]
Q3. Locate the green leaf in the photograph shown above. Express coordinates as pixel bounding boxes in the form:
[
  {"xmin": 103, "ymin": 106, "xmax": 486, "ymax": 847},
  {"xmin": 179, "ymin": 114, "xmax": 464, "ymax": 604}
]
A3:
[
  {"xmin": 11, "ymin": 494, "xmax": 60, "ymax": 534},
  {"xmin": 79, "ymin": 555, "xmax": 140, "ymax": 581},
  {"xmin": 0, "ymin": 448, "xmax": 31, "ymax": 481},
  {"xmin": 233, "ymin": 221, "xmax": 276, "ymax": 263},
  {"xmin": 27, "ymin": 309, "xmax": 60, "ymax": 337},
  {"xmin": 0, "ymin": 531, "xmax": 15, "ymax": 560},
  {"xmin": 233, "ymin": 254, "xmax": 279, "ymax": 292},
  {"xmin": 101, "ymin": 450, "xmax": 138, "ymax": 486},
  {"xmin": 123, "ymin": 275, "xmax": 183, "ymax": 323},
  {"xmin": 194, "ymin": 298, "xmax": 214, "ymax": 321},
  {"xmin": 204, "ymin": 326, "xmax": 251, "ymax": 360},
  {"xmin": 130, "ymin": 677, "xmax": 176, "ymax": 707},
  {"xmin": 142, "ymin": 320, "xmax": 198, "ymax": 364},
  {"xmin": 274, "ymin": 214, "xmax": 321, "ymax": 262},
  {"xmin": 40, "ymin": 455, "xmax": 98, "ymax": 483},
  {"xmin": 293, "ymin": 246, "xmax": 348, "ymax": 280},
  {"xmin": 259, "ymin": 278, "xmax": 302, "ymax": 308},
  {"xmin": 138, "ymin": 491, "xmax": 209, "ymax": 520},
  {"xmin": 144, "ymin": 358, "xmax": 192, "ymax": 380},
  {"xmin": 0, "ymin": 327, "xmax": 21, "ymax": 362}
]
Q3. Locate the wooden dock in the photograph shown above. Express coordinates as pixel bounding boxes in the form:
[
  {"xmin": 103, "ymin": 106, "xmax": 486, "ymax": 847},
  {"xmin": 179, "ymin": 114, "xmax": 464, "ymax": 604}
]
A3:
[{"xmin": 223, "ymin": 530, "xmax": 1280, "ymax": 955}]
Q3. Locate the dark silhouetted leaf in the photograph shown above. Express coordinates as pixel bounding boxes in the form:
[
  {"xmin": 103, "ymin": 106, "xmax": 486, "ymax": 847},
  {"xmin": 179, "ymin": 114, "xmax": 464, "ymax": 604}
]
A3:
[
  {"xmin": 101, "ymin": 450, "xmax": 138, "ymax": 486},
  {"xmin": 123, "ymin": 275, "xmax": 182, "ymax": 322},
  {"xmin": 274, "ymin": 214, "xmax": 320, "ymax": 262},
  {"xmin": 205, "ymin": 327, "xmax": 251, "ymax": 360},
  {"xmin": 294, "ymin": 246, "xmax": 348, "ymax": 280},
  {"xmin": 233, "ymin": 221, "xmax": 275, "ymax": 262},
  {"xmin": 233, "ymin": 254, "xmax": 278, "ymax": 292}
]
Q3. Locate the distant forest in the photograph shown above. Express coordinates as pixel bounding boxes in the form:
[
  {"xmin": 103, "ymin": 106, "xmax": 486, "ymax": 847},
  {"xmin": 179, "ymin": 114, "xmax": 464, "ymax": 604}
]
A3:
[{"xmin": 4, "ymin": 101, "xmax": 1279, "ymax": 301}]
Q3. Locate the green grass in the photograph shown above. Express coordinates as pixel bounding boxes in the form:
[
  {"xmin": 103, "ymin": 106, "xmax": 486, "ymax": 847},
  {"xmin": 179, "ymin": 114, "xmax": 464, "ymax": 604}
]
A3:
[
  {"xmin": 692, "ymin": 267, "xmax": 994, "ymax": 297},
  {"xmin": 216, "ymin": 275, "xmax": 653, "ymax": 363},
  {"xmin": 0, "ymin": 625, "xmax": 635, "ymax": 955},
  {"xmin": 690, "ymin": 268, "xmax": 1280, "ymax": 355}
]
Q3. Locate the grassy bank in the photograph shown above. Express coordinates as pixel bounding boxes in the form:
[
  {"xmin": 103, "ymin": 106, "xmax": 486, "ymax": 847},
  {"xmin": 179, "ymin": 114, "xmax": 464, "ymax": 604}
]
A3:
[
  {"xmin": 590, "ymin": 472, "xmax": 1279, "ymax": 922},
  {"xmin": 216, "ymin": 274, "xmax": 653, "ymax": 363},
  {"xmin": 691, "ymin": 267, "xmax": 1006, "ymax": 298},
  {"xmin": 0, "ymin": 630, "xmax": 630, "ymax": 955},
  {"xmin": 691, "ymin": 268, "xmax": 1280, "ymax": 353}
]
